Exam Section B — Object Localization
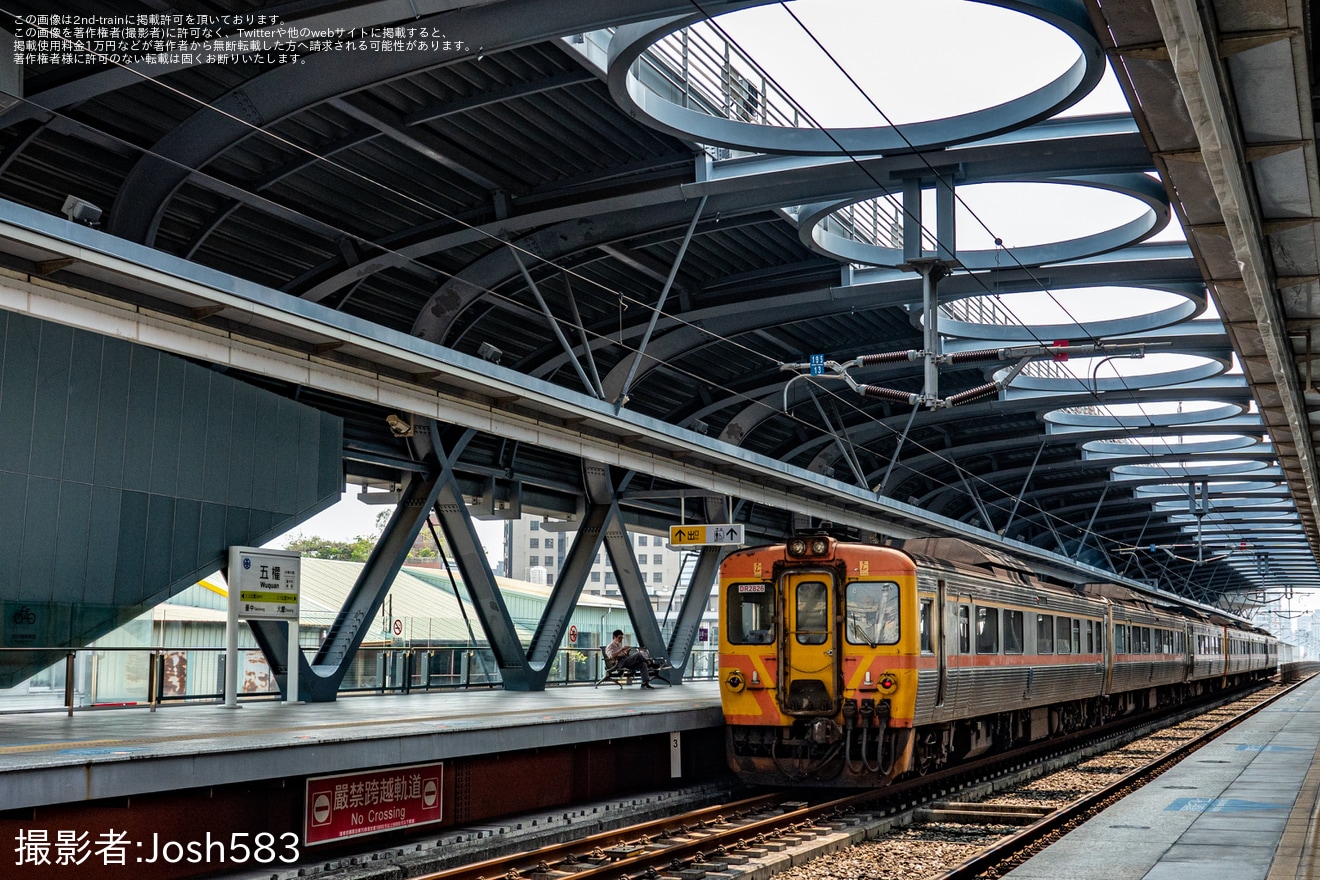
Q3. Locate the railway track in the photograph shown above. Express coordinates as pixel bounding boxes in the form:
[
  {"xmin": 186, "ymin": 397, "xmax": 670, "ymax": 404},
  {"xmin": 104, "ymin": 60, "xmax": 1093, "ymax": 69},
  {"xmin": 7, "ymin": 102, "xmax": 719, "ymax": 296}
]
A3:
[
  {"xmin": 402, "ymin": 679, "xmax": 1305, "ymax": 880},
  {"xmin": 929, "ymin": 678, "xmax": 1304, "ymax": 880}
]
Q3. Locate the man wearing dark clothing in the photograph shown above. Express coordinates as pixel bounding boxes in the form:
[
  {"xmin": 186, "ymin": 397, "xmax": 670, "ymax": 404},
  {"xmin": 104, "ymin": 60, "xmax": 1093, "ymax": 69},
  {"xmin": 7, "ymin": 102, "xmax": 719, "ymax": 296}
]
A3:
[{"xmin": 605, "ymin": 629, "xmax": 653, "ymax": 688}]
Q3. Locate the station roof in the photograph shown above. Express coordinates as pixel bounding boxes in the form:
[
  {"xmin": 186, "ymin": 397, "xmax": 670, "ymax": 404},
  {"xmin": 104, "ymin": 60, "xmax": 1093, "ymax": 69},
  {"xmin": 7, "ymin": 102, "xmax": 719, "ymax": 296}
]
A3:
[{"xmin": 0, "ymin": 0, "xmax": 1316, "ymax": 610}]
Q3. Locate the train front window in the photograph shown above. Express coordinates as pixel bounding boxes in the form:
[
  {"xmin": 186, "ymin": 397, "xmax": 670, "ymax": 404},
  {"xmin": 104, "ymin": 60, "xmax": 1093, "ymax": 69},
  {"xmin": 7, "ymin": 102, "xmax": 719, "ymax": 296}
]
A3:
[
  {"xmin": 728, "ymin": 583, "xmax": 776, "ymax": 644},
  {"xmin": 795, "ymin": 580, "xmax": 831, "ymax": 645},
  {"xmin": 845, "ymin": 581, "xmax": 900, "ymax": 646}
]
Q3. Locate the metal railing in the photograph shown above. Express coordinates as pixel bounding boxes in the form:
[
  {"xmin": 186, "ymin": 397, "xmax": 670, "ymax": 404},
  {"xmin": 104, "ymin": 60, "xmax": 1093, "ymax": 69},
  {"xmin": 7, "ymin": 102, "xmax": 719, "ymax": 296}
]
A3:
[
  {"xmin": 0, "ymin": 644, "xmax": 722, "ymax": 715},
  {"xmin": 643, "ymin": 23, "xmax": 806, "ymax": 130}
]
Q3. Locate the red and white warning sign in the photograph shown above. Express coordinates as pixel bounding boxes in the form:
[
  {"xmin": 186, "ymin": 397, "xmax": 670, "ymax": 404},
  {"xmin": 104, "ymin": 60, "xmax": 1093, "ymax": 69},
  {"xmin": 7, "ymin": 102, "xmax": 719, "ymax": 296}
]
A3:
[{"xmin": 305, "ymin": 762, "xmax": 443, "ymax": 845}]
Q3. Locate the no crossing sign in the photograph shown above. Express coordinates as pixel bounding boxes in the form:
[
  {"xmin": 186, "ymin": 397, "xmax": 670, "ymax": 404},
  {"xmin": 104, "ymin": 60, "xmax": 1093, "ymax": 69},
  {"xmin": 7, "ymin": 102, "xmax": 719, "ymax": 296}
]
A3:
[{"xmin": 569, "ymin": 625, "xmax": 578, "ymax": 644}]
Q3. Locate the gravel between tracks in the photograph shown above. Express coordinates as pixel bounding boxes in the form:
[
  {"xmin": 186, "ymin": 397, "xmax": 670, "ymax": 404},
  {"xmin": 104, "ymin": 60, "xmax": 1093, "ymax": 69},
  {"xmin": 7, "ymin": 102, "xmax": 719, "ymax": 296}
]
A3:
[
  {"xmin": 773, "ymin": 685, "xmax": 1284, "ymax": 880},
  {"xmin": 772, "ymin": 824, "xmax": 1019, "ymax": 880}
]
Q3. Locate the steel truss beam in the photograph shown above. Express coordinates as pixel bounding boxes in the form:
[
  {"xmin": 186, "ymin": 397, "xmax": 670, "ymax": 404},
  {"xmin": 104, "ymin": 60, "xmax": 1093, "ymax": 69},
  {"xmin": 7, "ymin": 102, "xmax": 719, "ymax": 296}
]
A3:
[{"xmin": 247, "ymin": 458, "xmax": 445, "ymax": 702}]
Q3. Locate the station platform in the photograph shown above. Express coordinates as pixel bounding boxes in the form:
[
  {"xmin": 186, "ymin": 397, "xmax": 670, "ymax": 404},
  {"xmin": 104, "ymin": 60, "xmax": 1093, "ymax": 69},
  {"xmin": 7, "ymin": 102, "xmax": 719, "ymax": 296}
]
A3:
[
  {"xmin": 0, "ymin": 681, "xmax": 725, "ymax": 879},
  {"xmin": 1005, "ymin": 674, "xmax": 1320, "ymax": 880}
]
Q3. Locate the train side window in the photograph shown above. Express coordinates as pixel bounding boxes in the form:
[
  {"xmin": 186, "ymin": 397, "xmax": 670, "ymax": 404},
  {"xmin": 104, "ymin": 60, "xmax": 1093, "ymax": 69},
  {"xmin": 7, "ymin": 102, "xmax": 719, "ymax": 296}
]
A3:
[
  {"xmin": 1115, "ymin": 624, "xmax": 1128, "ymax": 653},
  {"xmin": 1056, "ymin": 617, "xmax": 1073, "ymax": 654},
  {"xmin": 846, "ymin": 581, "xmax": 901, "ymax": 646},
  {"xmin": 919, "ymin": 599, "xmax": 933, "ymax": 653},
  {"xmin": 1037, "ymin": 614, "xmax": 1054, "ymax": 653},
  {"xmin": 727, "ymin": 582, "xmax": 776, "ymax": 644},
  {"xmin": 1003, "ymin": 610, "xmax": 1024, "ymax": 654},
  {"xmin": 975, "ymin": 606, "xmax": 999, "ymax": 654},
  {"xmin": 958, "ymin": 605, "xmax": 970, "ymax": 654},
  {"xmin": 1071, "ymin": 619, "xmax": 1081, "ymax": 653}
]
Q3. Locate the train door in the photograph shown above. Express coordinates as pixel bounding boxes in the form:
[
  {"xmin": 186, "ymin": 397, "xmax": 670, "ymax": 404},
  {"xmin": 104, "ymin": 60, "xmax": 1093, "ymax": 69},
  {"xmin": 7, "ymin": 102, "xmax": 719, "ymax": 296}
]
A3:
[
  {"xmin": 1101, "ymin": 600, "xmax": 1114, "ymax": 696},
  {"xmin": 936, "ymin": 579, "xmax": 948, "ymax": 708},
  {"xmin": 943, "ymin": 589, "xmax": 970, "ymax": 713},
  {"xmin": 1184, "ymin": 624, "xmax": 1194, "ymax": 678},
  {"xmin": 780, "ymin": 571, "xmax": 839, "ymax": 715}
]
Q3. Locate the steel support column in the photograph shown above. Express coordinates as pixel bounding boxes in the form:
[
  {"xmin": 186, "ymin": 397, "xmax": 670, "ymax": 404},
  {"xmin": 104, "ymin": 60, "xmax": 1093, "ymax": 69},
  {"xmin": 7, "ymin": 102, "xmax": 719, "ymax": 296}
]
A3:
[
  {"xmin": 512, "ymin": 248, "xmax": 599, "ymax": 397},
  {"xmin": 584, "ymin": 462, "xmax": 668, "ymax": 662},
  {"xmin": 247, "ymin": 465, "xmax": 445, "ymax": 702},
  {"xmin": 662, "ymin": 544, "xmax": 723, "ymax": 683},
  {"xmin": 422, "ymin": 426, "xmax": 538, "ymax": 689},
  {"xmin": 615, "ymin": 194, "xmax": 707, "ymax": 406},
  {"xmin": 525, "ymin": 498, "xmax": 614, "ymax": 674}
]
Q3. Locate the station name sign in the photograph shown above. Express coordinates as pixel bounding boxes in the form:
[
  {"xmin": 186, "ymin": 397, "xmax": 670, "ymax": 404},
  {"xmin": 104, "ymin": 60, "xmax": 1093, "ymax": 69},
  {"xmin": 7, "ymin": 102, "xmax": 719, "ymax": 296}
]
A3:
[
  {"xmin": 227, "ymin": 547, "xmax": 300, "ymax": 620},
  {"xmin": 669, "ymin": 524, "xmax": 744, "ymax": 546}
]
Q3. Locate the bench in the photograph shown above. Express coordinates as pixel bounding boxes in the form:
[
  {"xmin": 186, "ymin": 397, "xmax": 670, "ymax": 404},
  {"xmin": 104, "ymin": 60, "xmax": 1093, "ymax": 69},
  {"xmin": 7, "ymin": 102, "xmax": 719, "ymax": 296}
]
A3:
[{"xmin": 595, "ymin": 646, "xmax": 673, "ymax": 687}]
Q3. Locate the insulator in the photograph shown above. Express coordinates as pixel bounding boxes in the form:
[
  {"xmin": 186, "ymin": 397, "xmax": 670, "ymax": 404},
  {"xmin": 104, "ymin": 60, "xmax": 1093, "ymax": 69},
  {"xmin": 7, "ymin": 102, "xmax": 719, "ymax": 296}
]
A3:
[
  {"xmin": 858, "ymin": 384, "xmax": 920, "ymax": 404},
  {"xmin": 946, "ymin": 347, "xmax": 1008, "ymax": 364},
  {"xmin": 945, "ymin": 382, "xmax": 998, "ymax": 407},
  {"xmin": 857, "ymin": 350, "xmax": 919, "ymax": 366}
]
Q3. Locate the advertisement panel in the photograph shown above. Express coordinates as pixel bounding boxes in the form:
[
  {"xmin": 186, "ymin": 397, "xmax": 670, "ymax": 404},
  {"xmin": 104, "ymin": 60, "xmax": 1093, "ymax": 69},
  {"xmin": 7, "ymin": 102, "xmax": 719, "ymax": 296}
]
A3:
[{"xmin": 305, "ymin": 762, "xmax": 443, "ymax": 846}]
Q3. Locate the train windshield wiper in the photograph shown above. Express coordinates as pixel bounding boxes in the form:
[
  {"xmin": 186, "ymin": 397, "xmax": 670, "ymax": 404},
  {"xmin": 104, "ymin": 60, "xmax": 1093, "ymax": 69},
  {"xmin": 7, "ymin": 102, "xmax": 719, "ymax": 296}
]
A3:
[{"xmin": 849, "ymin": 614, "xmax": 875, "ymax": 648}]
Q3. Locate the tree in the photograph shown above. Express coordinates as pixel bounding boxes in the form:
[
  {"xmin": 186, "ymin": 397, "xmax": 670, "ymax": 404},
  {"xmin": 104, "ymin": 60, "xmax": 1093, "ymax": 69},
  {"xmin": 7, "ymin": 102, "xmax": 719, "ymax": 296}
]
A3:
[
  {"xmin": 284, "ymin": 533, "xmax": 377, "ymax": 562},
  {"xmin": 285, "ymin": 512, "xmax": 451, "ymax": 564}
]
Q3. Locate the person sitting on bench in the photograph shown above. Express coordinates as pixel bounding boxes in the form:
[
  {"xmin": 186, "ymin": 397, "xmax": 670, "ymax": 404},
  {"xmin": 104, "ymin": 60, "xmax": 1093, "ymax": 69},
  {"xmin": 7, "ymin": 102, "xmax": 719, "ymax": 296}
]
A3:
[{"xmin": 605, "ymin": 629, "xmax": 654, "ymax": 689}]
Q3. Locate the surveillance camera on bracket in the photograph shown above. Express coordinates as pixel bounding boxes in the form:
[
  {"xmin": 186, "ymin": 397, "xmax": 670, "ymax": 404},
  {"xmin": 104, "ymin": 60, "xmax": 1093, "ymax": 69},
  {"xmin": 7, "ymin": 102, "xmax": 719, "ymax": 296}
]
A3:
[
  {"xmin": 386, "ymin": 413, "xmax": 414, "ymax": 437},
  {"xmin": 61, "ymin": 195, "xmax": 102, "ymax": 227},
  {"xmin": 478, "ymin": 341, "xmax": 503, "ymax": 364}
]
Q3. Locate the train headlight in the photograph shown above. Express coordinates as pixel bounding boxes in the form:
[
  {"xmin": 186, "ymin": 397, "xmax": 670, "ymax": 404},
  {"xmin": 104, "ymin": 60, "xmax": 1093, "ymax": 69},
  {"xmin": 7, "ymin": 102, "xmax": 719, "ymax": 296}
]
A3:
[
  {"xmin": 877, "ymin": 672, "xmax": 898, "ymax": 694},
  {"xmin": 724, "ymin": 669, "xmax": 746, "ymax": 692},
  {"xmin": 786, "ymin": 536, "xmax": 831, "ymax": 558}
]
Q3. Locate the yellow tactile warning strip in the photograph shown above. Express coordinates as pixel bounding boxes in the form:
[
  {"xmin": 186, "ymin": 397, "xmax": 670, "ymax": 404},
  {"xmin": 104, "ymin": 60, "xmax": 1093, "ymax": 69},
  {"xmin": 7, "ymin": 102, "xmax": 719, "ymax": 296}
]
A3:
[{"xmin": 1266, "ymin": 736, "xmax": 1320, "ymax": 880}]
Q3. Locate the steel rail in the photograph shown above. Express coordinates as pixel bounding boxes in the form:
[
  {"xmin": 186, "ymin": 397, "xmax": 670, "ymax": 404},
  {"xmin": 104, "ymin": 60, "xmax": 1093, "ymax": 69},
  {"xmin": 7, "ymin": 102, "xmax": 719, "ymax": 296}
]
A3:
[
  {"xmin": 414, "ymin": 681, "xmax": 1292, "ymax": 880},
  {"xmin": 932, "ymin": 676, "xmax": 1313, "ymax": 880},
  {"xmin": 412, "ymin": 792, "xmax": 796, "ymax": 880}
]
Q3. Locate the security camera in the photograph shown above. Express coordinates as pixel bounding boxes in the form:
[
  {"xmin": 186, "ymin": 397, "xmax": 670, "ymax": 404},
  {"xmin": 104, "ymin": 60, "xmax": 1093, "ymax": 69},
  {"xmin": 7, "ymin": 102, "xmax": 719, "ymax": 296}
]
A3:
[
  {"xmin": 61, "ymin": 195, "xmax": 102, "ymax": 227},
  {"xmin": 478, "ymin": 341, "xmax": 503, "ymax": 364},
  {"xmin": 386, "ymin": 413, "xmax": 413, "ymax": 437}
]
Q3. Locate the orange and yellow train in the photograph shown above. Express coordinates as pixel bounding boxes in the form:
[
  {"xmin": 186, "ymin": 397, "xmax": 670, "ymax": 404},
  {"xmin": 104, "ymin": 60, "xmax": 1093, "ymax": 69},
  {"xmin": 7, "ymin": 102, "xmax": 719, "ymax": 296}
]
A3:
[{"xmin": 719, "ymin": 535, "xmax": 1276, "ymax": 786}]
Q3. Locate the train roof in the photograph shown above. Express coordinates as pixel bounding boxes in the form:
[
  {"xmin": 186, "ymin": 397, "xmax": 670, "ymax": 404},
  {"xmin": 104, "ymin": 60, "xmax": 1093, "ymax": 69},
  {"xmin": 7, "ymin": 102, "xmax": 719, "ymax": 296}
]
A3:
[
  {"xmin": 899, "ymin": 538, "xmax": 1272, "ymax": 636},
  {"xmin": 899, "ymin": 537, "xmax": 1072, "ymax": 592}
]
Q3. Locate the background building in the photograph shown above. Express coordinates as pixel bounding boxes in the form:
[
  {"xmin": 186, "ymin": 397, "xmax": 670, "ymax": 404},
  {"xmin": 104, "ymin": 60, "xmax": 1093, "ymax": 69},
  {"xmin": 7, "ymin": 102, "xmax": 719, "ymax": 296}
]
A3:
[{"xmin": 504, "ymin": 518, "xmax": 690, "ymax": 600}]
